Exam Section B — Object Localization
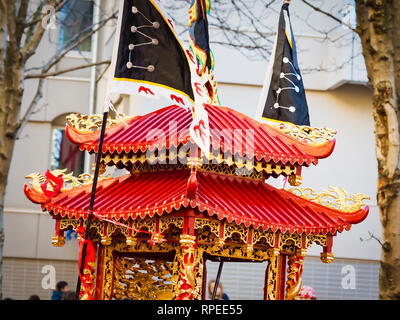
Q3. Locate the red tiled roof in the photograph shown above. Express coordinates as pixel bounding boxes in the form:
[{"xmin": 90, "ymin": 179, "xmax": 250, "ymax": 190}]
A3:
[
  {"xmin": 66, "ymin": 105, "xmax": 336, "ymax": 166},
  {"xmin": 24, "ymin": 169, "xmax": 368, "ymax": 235}
]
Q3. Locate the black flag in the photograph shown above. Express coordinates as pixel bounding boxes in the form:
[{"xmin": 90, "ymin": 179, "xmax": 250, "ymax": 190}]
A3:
[
  {"xmin": 188, "ymin": 0, "xmax": 219, "ymax": 106},
  {"xmin": 257, "ymin": 2, "xmax": 310, "ymax": 126},
  {"xmin": 188, "ymin": 0, "xmax": 214, "ymax": 74},
  {"xmin": 111, "ymin": 0, "xmax": 194, "ymax": 109}
]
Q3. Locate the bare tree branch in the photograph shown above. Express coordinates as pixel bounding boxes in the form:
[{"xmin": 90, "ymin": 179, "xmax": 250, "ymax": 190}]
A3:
[
  {"xmin": 360, "ymin": 231, "xmax": 390, "ymax": 251},
  {"xmin": 16, "ymin": 0, "xmax": 29, "ymax": 44},
  {"xmin": 301, "ymin": 0, "xmax": 357, "ymax": 33},
  {"xmin": 14, "ymin": 78, "xmax": 44, "ymax": 139},
  {"xmin": 25, "ymin": 10, "xmax": 117, "ymax": 74},
  {"xmin": 15, "ymin": 8, "xmax": 117, "ymax": 138},
  {"xmin": 24, "ymin": 59, "xmax": 110, "ymax": 79}
]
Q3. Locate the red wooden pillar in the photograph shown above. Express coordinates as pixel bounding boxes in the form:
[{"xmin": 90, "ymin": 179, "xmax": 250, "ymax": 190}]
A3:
[
  {"xmin": 176, "ymin": 209, "xmax": 199, "ymax": 300},
  {"xmin": 276, "ymin": 254, "xmax": 287, "ymax": 300},
  {"xmin": 321, "ymin": 234, "xmax": 334, "ymax": 263},
  {"xmin": 94, "ymin": 243, "xmax": 105, "ymax": 300}
]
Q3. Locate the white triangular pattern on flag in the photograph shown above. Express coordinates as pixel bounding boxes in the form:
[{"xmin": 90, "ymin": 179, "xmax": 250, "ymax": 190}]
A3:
[
  {"xmin": 189, "ymin": 101, "xmax": 210, "ymax": 156},
  {"xmin": 283, "ymin": 9, "xmax": 292, "ymax": 47},
  {"xmin": 187, "ymin": 45, "xmax": 211, "ymax": 156}
]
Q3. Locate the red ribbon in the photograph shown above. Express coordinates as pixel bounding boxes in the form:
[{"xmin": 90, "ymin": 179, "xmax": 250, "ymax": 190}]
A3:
[
  {"xmin": 91, "ymin": 212, "xmax": 167, "ymax": 246},
  {"xmin": 77, "ymin": 226, "xmax": 96, "ymax": 300},
  {"xmin": 40, "ymin": 170, "xmax": 63, "ymax": 197}
]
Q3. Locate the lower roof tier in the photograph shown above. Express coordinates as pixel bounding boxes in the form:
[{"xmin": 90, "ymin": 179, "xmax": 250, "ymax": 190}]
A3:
[{"xmin": 24, "ymin": 169, "xmax": 368, "ymax": 235}]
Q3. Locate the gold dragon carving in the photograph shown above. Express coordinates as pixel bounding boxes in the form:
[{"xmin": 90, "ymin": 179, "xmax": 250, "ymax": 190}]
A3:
[
  {"xmin": 286, "ymin": 186, "xmax": 369, "ymax": 213},
  {"xmin": 26, "ymin": 169, "xmax": 110, "ymax": 194},
  {"xmin": 79, "ymin": 262, "xmax": 96, "ymax": 300},
  {"xmin": 269, "ymin": 121, "xmax": 337, "ymax": 145},
  {"xmin": 66, "ymin": 112, "xmax": 128, "ymax": 133},
  {"xmin": 285, "ymin": 253, "xmax": 305, "ymax": 300},
  {"xmin": 175, "ymin": 234, "xmax": 203, "ymax": 300}
]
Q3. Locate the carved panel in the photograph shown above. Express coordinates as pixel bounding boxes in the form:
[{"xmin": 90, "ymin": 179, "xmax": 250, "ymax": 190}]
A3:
[
  {"xmin": 60, "ymin": 219, "xmax": 81, "ymax": 231},
  {"xmin": 113, "ymin": 257, "xmax": 176, "ymax": 300},
  {"xmin": 194, "ymin": 218, "xmax": 220, "ymax": 238},
  {"xmin": 224, "ymin": 222, "xmax": 248, "ymax": 243},
  {"xmin": 132, "ymin": 218, "xmax": 156, "ymax": 234},
  {"xmin": 279, "ymin": 232, "xmax": 302, "ymax": 249},
  {"xmin": 305, "ymin": 233, "xmax": 328, "ymax": 248},
  {"xmin": 160, "ymin": 217, "xmax": 184, "ymax": 233},
  {"xmin": 252, "ymin": 228, "xmax": 275, "ymax": 247},
  {"xmin": 265, "ymin": 254, "xmax": 278, "ymax": 300}
]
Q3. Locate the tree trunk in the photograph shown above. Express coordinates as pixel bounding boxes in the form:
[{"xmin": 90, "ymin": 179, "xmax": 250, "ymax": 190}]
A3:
[
  {"xmin": 0, "ymin": 1, "xmax": 25, "ymax": 300},
  {"xmin": 356, "ymin": 0, "xmax": 400, "ymax": 300}
]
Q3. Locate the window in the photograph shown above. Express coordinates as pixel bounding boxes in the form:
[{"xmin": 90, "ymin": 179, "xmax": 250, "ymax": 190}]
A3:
[
  {"xmin": 59, "ymin": 0, "xmax": 94, "ymax": 52},
  {"xmin": 51, "ymin": 115, "xmax": 85, "ymax": 175}
]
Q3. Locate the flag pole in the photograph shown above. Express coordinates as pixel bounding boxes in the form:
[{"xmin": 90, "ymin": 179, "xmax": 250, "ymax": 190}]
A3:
[
  {"xmin": 211, "ymin": 261, "xmax": 224, "ymax": 300},
  {"xmin": 74, "ymin": 109, "xmax": 109, "ymax": 300},
  {"xmin": 74, "ymin": 0, "xmax": 123, "ymax": 300}
]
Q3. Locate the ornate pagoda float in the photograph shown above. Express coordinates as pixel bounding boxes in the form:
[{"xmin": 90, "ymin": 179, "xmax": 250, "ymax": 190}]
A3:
[{"xmin": 24, "ymin": 103, "xmax": 369, "ymax": 300}]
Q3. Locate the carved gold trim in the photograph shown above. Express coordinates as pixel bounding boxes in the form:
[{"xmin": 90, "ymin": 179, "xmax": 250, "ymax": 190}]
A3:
[
  {"xmin": 132, "ymin": 218, "xmax": 156, "ymax": 234},
  {"xmin": 288, "ymin": 174, "xmax": 302, "ymax": 187},
  {"xmin": 101, "ymin": 236, "xmax": 112, "ymax": 246},
  {"xmin": 113, "ymin": 256, "xmax": 176, "ymax": 300},
  {"xmin": 66, "ymin": 112, "xmax": 128, "ymax": 133},
  {"xmin": 252, "ymin": 228, "xmax": 275, "ymax": 247},
  {"xmin": 104, "ymin": 153, "xmax": 297, "ymax": 181},
  {"xmin": 194, "ymin": 218, "xmax": 220, "ymax": 238},
  {"xmin": 269, "ymin": 121, "xmax": 337, "ymax": 146},
  {"xmin": 320, "ymin": 252, "xmax": 334, "ymax": 263},
  {"xmin": 26, "ymin": 169, "xmax": 111, "ymax": 194},
  {"xmin": 102, "ymin": 240, "xmax": 179, "ymax": 300},
  {"xmin": 51, "ymin": 235, "xmax": 65, "ymax": 247},
  {"xmin": 160, "ymin": 217, "xmax": 184, "ymax": 233},
  {"xmin": 305, "ymin": 233, "xmax": 327, "ymax": 248},
  {"xmin": 286, "ymin": 186, "xmax": 369, "ymax": 213},
  {"xmin": 60, "ymin": 219, "xmax": 81, "ymax": 231},
  {"xmin": 265, "ymin": 248, "xmax": 281, "ymax": 300},
  {"xmin": 279, "ymin": 232, "xmax": 302, "ymax": 249},
  {"xmin": 224, "ymin": 222, "xmax": 248, "ymax": 243}
]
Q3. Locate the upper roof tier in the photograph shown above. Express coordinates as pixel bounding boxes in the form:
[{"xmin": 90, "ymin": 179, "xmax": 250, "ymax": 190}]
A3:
[
  {"xmin": 66, "ymin": 104, "xmax": 336, "ymax": 167},
  {"xmin": 24, "ymin": 168, "xmax": 368, "ymax": 235}
]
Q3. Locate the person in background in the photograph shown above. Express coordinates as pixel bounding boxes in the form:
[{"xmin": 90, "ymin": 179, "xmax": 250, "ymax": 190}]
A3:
[
  {"xmin": 295, "ymin": 286, "xmax": 317, "ymax": 300},
  {"xmin": 62, "ymin": 291, "xmax": 76, "ymax": 300},
  {"xmin": 28, "ymin": 295, "xmax": 40, "ymax": 300},
  {"xmin": 51, "ymin": 281, "xmax": 69, "ymax": 300},
  {"xmin": 208, "ymin": 279, "xmax": 229, "ymax": 300}
]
